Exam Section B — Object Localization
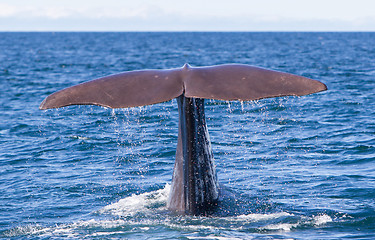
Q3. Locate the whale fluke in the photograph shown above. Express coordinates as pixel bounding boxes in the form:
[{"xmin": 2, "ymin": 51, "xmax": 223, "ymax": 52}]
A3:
[
  {"xmin": 39, "ymin": 64, "xmax": 327, "ymax": 110},
  {"xmin": 39, "ymin": 69, "xmax": 183, "ymax": 109},
  {"xmin": 40, "ymin": 63, "xmax": 327, "ymax": 215}
]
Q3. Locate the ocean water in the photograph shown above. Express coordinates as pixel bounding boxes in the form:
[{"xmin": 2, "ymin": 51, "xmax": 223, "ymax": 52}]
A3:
[{"xmin": 0, "ymin": 32, "xmax": 374, "ymax": 239}]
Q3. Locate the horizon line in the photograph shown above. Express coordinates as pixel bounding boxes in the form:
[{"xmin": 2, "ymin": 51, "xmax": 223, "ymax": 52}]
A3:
[{"xmin": 1, "ymin": 30, "xmax": 375, "ymax": 33}]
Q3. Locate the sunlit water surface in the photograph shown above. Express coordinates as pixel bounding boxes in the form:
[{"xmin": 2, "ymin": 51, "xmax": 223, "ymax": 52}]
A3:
[{"xmin": 1, "ymin": 32, "xmax": 374, "ymax": 239}]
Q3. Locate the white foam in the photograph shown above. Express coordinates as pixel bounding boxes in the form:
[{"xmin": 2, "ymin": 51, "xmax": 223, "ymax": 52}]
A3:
[
  {"xmin": 99, "ymin": 184, "xmax": 170, "ymax": 217},
  {"xmin": 262, "ymin": 223, "xmax": 299, "ymax": 231},
  {"xmin": 77, "ymin": 218, "xmax": 128, "ymax": 229},
  {"xmin": 4, "ymin": 224, "xmax": 77, "ymax": 238},
  {"xmin": 187, "ymin": 236, "xmax": 245, "ymax": 240},
  {"xmin": 4, "ymin": 225, "xmax": 46, "ymax": 237},
  {"xmin": 166, "ymin": 222, "xmax": 218, "ymax": 232},
  {"xmin": 5, "ymin": 186, "xmax": 336, "ymax": 238},
  {"xmin": 70, "ymin": 135, "xmax": 90, "ymax": 140},
  {"xmin": 5, "ymin": 211, "xmax": 335, "ymax": 238},
  {"xmin": 235, "ymin": 212, "xmax": 292, "ymax": 222},
  {"xmin": 90, "ymin": 231, "xmax": 127, "ymax": 237},
  {"xmin": 260, "ymin": 213, "xmax": 333, "ymax": 232},
  {"xmin": 312, "ymin": 214, "xmax": 332, "ymax": 226}
]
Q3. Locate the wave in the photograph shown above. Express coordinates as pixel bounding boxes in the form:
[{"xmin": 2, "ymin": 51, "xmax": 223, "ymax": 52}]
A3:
[{"xmin": 3, "ymin": 185, "xmax": 338, "ymax": 239}]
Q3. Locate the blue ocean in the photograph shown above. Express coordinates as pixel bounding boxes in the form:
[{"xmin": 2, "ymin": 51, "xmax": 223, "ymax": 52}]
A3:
[{"xmin": 1, "ymin": 32, "xmax": 374, "ymax": 239}]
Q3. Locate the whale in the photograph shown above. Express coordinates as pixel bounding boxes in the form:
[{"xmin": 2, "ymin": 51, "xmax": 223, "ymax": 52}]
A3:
[{"xmin": 40, "ymin": 63, "xmax": 327, "ymax": 215}]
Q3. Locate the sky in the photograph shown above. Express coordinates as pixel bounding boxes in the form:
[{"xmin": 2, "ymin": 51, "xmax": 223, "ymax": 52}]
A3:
[{"xmin": 1, "ymin": 0, "xmax": 375, "ymax": 31}]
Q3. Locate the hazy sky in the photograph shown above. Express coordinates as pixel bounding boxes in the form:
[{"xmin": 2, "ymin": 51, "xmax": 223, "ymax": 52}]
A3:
[{"xmin": 1, "ymin": 0, "xmax": 375, "ymax": 31}]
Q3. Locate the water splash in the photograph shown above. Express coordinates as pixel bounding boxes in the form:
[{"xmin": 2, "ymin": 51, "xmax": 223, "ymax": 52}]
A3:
[
  {"xmin": 3, "ymin": 186, "xmax": 338, "ymax": 239},
  {"xmin": 99, "ymin": 184, "xmax": 170, "ymax": 217}
]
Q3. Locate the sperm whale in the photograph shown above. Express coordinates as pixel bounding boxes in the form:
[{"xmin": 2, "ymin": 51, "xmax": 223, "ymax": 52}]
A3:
[{"xmin": 40, "ymin": 63, "xmax": 327, "ymax": 215}]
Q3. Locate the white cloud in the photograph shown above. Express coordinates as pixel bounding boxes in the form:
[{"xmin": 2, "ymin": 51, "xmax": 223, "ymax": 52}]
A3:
[
  {"xmin": 0, "ymin": 3, "xmax": 18, "ymax": 17},
  {"xmin": 0, "ymin": 2, "xmax": 164, "ymax": 20},
  {"xmin": 0, "ymin": 0, "xmax": 375, "ymax": 31},
  {"xmin": 86, "ymin": 5, "xmax": 165, "ymax": 19},
  {"xmin": 0, "ymin": 3, "xmax": 69, "ymax": 19}
]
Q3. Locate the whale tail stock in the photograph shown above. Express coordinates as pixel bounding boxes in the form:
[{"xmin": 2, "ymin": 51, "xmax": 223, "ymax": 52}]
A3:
[
  {"xmin": 39, "ymin": 64, "xmax": 327, "ymax": 110},
  {"xmin": 39, "ymin": 64, "xmax": 327, "ymax": 215}
]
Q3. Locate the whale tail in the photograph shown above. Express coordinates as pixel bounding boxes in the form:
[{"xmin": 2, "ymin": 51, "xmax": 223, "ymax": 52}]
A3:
[
  {"xmin": 39, "ymin": 64, "xmax": 327, "ymax": 110},
  {"xmin": 39, "ymin": 64, "xmax": 327, "ymax": 215}
]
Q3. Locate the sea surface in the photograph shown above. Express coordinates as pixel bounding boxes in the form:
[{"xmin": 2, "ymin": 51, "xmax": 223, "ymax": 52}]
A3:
[{"xmin": 0, "ymin": 32, "xmax": 374, "ymax": 239}]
